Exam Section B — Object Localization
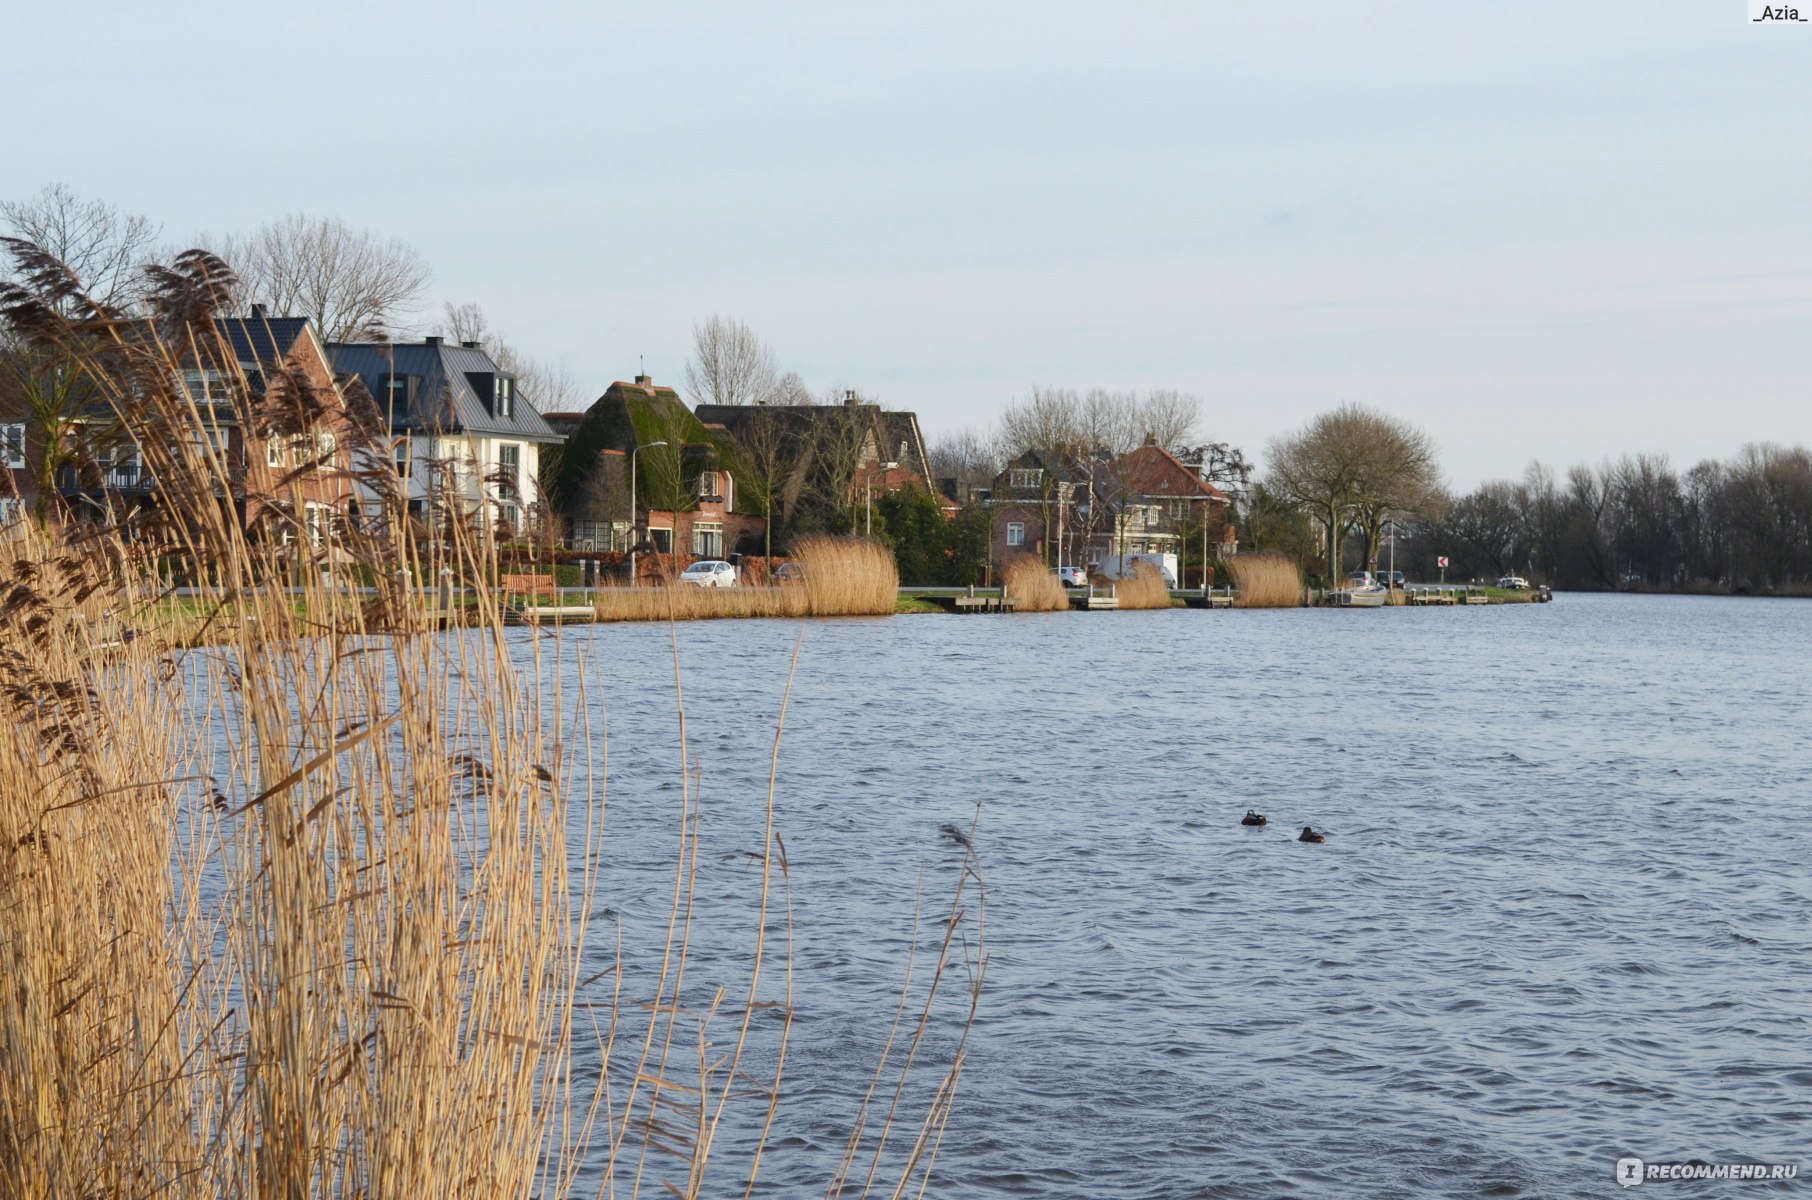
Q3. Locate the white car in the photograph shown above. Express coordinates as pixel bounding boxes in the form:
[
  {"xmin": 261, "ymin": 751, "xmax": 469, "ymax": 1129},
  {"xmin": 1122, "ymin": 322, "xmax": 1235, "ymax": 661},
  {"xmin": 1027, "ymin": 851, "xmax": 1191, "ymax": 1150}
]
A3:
[
  {"xmin": 680, "ymin": 560, "xmax": 738, "ymax": 588},
  {"xmin": 1051, "ymin": 565, "xmax": 1088, "ymax": 588}
]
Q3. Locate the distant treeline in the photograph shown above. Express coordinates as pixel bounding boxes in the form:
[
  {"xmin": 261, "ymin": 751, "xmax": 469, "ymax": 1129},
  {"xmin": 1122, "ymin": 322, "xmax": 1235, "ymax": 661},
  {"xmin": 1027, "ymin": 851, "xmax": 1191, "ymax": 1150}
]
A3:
[{"xmin": 1387, "ymin": 444, "xmax": 1812, "ymax": 593}]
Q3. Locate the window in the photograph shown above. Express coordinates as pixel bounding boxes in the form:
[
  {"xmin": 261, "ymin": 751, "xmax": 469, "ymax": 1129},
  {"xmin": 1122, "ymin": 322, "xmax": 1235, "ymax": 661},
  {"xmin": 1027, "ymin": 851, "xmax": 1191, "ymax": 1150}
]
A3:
[
  {"xmin": 184, "ymin": 423, "xmax": 231, "ymax": 460},
  {"xmin": 695, "ymin": 470, "xmax": 717, "ymax": 499},
  {"xmin": 381, "ymin": 374, "xmax": 415, "ymax": 409},
  {"xmin": 649, "ymin": 527, "xmax": 672, "ymax": 554},
  {"xmin": 394, "ymin": 439, "xmax": 411, "ymax": 478},
  {"xmin": 497, "ymin": 443, "xmax": 520, "ymax": 500},
  {"xmin": 1, "ymin": 423, "xmax": 24, "ymax": 469},
  {"xmin": 0, "ymin": 498, "xmax": 19, "ymax": 525},
  {"xmin": 692, "ymin": 522, "xmax": 723, "ymax": 557},
  {"xmin": 1006, "ymin": 521, "xmax": 1025, "ymax": 547},
  {"xmin": 181, "ymin": 369, "xmax": 233, "ymax": 404},
  {"xmin": 305, "ymin": 502, "xmax": 328, "ymax": 548},
  {"xmin": 316, "ymin": 431, "xmax": 337, "ymax": 462},
  {"xmin": 1009, "ymin": 468, "xmax": 1043, "ymax": 490},
  {"xmin": 266, "ymin": 435, "xmax": 285, "ymax": 468},
  {"xmin": 494, "ymin": 376, "xmax": 513, "ymax": 419}
]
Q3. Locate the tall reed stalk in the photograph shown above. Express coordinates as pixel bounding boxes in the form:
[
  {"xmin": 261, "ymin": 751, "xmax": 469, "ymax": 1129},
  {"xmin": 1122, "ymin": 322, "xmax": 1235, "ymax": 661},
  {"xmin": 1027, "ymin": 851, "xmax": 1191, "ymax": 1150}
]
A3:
[{"xmin": 0, "ymin": 242, "xmax": 981, "ymax": 1197}]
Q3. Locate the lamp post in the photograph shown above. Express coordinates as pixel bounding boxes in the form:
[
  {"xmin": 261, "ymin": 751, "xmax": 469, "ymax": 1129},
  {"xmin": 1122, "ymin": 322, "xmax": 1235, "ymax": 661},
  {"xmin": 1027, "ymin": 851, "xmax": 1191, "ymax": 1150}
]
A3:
[
  {"xmin": 628, "ymin": 439, "xmax": 668, "ymax": 584},
  {"xmin": 865, "ymin": 460, "xmax": 898, "ymax": 537}
]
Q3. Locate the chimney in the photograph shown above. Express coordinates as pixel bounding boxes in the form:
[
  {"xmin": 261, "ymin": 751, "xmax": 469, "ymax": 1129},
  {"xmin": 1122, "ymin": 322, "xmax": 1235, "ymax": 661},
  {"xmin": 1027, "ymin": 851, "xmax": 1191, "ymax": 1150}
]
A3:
[
  {"xmin": 249, "ymin": 302, "xmax": 266, "ymax": 319},
  {"xmin": 635, "ymin": 373, "xmax": 652, "ymax": 386},
  {"xmin": 845, "ymin": 389, "xmax": 858, "ymax": 407},
  {"xmin": 461, "ymin": 340, "xmax": 480, "ymax": 349},
  {"xmin": 424, "ymin": 335, "xmax": 442, "ymax": 347}
]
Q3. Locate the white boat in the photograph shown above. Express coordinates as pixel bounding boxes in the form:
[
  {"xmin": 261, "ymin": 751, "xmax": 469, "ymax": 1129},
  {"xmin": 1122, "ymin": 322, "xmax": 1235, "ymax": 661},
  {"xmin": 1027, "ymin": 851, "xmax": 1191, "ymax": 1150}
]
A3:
[{"xmin": 1332, "ymin": 571, "xmax": 1389, "ymax": 607}]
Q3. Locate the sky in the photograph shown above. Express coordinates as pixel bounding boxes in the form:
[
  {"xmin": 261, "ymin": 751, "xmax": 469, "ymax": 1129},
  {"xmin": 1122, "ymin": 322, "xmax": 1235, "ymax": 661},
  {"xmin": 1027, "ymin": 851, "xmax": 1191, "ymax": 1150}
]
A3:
[{"xmin": 6, "ymin": 1, "xmax": 1808, "ymax": 490}]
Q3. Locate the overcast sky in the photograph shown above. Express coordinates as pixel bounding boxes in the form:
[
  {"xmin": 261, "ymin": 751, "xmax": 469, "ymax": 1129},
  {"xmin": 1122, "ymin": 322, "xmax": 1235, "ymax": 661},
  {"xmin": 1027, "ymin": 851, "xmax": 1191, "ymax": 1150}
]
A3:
[{"xmin": 7, "ymin": 1, "xmax": 1808, "ymax": 488}]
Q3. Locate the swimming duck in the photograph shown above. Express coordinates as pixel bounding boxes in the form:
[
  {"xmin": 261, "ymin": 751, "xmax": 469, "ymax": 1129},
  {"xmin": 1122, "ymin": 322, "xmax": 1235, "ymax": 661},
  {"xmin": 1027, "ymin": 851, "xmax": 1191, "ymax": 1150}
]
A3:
[
  {"xmin": 1240, "ymin": 809, "xmax": 1267, "ymax": 826},
  {"xmin": 1298, "ymin": 826, "xmax": 1326, "ymax": 844}
]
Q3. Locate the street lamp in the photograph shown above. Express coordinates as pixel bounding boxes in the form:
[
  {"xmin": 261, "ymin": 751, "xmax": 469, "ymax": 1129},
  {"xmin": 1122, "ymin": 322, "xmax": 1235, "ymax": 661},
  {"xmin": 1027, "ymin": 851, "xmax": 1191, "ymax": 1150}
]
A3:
[
  {"xmin": 865, "ymin": 460, "xmax": 898, "ymax": 538},
  {"xmin": 628, "ymin": 439, "xmax": 668, "ymax": 584}
]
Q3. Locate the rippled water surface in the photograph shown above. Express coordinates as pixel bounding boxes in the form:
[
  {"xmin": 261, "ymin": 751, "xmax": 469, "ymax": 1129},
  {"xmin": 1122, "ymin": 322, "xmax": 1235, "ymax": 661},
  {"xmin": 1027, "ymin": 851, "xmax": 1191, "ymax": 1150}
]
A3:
[{"xmin": 536, "ymin": 595, "xmax": 1812, "ymax": 1197}]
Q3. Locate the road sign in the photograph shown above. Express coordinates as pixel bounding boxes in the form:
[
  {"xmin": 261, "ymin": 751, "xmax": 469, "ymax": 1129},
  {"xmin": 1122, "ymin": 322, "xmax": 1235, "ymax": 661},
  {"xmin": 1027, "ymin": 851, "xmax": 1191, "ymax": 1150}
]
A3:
[{"xmin": 1437, "ymin": 556, "xmax": 1449, "ymax": 568}]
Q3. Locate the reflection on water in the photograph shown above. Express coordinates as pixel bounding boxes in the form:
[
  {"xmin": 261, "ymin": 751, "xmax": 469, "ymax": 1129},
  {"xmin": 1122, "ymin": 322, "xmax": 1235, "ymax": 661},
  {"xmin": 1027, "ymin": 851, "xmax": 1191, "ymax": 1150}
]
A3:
[{"xmin": 534, "ymin": 595, "xmax": 1812, "ymax": 1198}]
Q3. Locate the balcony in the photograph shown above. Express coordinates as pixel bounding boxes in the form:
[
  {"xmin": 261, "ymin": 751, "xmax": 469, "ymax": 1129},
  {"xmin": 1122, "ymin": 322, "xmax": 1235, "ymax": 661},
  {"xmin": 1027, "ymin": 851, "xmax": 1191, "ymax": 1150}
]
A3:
[{"xmin": 55, "ymin": 463, "xmax": 157, "ymax": 494}]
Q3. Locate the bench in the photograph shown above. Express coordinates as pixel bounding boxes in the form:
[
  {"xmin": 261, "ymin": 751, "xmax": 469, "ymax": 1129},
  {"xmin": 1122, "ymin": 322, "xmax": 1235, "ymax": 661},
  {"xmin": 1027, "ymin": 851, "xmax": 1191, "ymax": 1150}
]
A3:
[{"xmin": 500, "ymin": 573, "xmax": 557, "ymax": 600}]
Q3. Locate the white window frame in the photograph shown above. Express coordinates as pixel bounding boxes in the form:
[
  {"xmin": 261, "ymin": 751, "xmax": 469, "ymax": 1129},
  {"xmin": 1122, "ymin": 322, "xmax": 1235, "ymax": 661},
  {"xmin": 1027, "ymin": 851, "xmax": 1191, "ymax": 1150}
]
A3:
[
  {"xmin": 267, "ymin": 435, "xmax": 285, "ymax": 468},
  {"xmin": 692, "ymin": 521, "xmax": 724, "ymax": 557},
  {"xmin": 394, "ymin": 439, "xmax": 412, "ymax": 478},
  {"xmin": 181, "ymin": 368, "xmax": 233, "ymax": 404},
  {"xmin": 1, "ymin": 423, "xmax": 24, "ymax": 469},
  {"xmin": 1006, "ymin": 521, "xmax": 1025, "ymax": 547},
  {"xmin": 1009, "ymin": 468, "xmax": 1043, "ymax": 490},
  {"xmin": 497, "ymin": 442, "xmax": 521, "ymax": 500}
]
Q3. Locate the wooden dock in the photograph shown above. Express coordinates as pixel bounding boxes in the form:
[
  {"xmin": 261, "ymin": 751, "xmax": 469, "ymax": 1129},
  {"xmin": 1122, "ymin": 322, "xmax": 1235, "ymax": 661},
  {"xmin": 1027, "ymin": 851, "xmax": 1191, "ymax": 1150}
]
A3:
[{"xmin": 504, "ymin": 604, "xmax": 600, "ymax": 626}]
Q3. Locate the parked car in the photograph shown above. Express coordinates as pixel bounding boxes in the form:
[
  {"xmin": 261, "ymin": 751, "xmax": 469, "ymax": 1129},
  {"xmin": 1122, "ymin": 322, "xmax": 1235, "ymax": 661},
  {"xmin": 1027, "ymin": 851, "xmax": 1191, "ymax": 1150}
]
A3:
[
  {"xmin": 772, "ymin": 562, "xmax": 804, "ymax": 583},
  {"xmin": 1051, "ymin": 565, "xmax": 1088, "ymax": 588},
  {"xmin": 1496, "ymin": 575, "xmax": 1529, "ymax": 590},
  {"xmin": 1380, "ymin": 570, "xmax": 1405, "ymax": 588},
  {"xmin": 680, "ymin": 560, "xmax": 738, "ymax": 587}
]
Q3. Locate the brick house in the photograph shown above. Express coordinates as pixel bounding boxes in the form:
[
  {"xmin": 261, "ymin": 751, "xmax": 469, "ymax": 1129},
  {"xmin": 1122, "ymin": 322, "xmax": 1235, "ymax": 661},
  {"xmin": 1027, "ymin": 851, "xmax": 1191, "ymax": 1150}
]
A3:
[
  {"xmin": 551, "ymin": 374, "xmax": 765, "ymax": 564},
  {"xmin": 3, "ymin": 309, "xmax": 356, "ymax": 540},
  {"xmin": 984, "ymin": 449, "xmax": 1088, "ymax": 574}
]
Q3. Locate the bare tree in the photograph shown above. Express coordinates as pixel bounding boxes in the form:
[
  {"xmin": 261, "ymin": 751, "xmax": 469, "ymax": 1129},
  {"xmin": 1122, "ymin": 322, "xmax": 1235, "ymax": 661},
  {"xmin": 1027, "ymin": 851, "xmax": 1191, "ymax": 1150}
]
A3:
[
  {"xmin": 683, "ymin": 314, "xmax": 778, "ymax": 407},
  {"xmin": 1, "ymin": 183, "xmax": 160, "ymax": 311},
  {"xmin": 998, "ymin": 386, "xmax": 1084, "ymax": 456},
  {"xmin": 212, "ymin": 214, "xmax": 430, "ymax": 341},
  {"xmin": 768, "ymin": 370, "xmax": 814, "ymax": 406},
  {"xmin": 1, "ymin": 188, "xmax": 163, "ymax": 521},
  {"xmin": 1267, "ymin": 401, "xmax": 1442, "ymax": 584},
  {"xmin": 929, "ymin": 426, "xmax": 1001, "ymax": 496},
  {"xmin": 1140, "ymin": 389, "xmax": 1201, "ymax": 450}
]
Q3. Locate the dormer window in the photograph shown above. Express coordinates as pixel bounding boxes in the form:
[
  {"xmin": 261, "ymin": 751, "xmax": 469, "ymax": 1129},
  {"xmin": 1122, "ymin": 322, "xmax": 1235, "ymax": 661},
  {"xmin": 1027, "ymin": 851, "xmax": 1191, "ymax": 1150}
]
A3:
[
  {"xmin": 1009, "ymin": 468, "xmax": 1044, "ymax": 489},
  {"xmin": 181, "ymin": 369, "xmax": 232, "ymax": 404},
  {"xmin": 494, "ymin": 376, "xmax": 513, "ymax": 419},
  {"xmin": 381, "ymin": 373, "xmax": 416, "ymax": 409}
]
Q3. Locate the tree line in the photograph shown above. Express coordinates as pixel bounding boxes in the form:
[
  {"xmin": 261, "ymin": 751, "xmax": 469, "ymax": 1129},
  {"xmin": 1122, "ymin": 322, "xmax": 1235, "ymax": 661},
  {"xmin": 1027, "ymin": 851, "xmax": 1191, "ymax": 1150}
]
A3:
[{"xmin": 1393, "ymin": 447, "xmax": 1812, "ymax": 593}]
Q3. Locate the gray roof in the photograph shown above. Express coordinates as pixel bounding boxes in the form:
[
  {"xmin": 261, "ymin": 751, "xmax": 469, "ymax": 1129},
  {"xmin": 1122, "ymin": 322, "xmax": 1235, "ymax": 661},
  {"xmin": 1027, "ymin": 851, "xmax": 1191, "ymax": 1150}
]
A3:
[{"xmin": 327, "ymin": 339, "xmax": 561, "ymax": 443}]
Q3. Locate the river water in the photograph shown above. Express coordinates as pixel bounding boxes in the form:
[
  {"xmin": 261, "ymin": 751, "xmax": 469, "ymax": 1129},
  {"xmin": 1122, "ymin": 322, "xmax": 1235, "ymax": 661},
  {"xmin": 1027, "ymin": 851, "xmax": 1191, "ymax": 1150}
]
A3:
[{"xmin": 537, "ymin": 594, "xmax": 1811, "ymax": 1198}]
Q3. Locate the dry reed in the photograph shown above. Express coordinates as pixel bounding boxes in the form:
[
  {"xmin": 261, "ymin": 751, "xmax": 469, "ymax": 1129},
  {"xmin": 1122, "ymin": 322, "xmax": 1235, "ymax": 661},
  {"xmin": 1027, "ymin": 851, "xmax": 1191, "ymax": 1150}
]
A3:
[
  {"xmin": 587, "ymin": 536, "xmax": 898, "ymax": 622},
  {"xmin": 0, "ymin": 242, "xmax": 979, "ymax": 1197},
  {"xmin": 1000, "ymin": 556, "xmax": 1068, "ymax": 612},
  {"xmin": 1112, "ymin": 561, "xmax": 1173, "ymax": 610},
  {"xmin": 1226, "ymin": 551, "xmax": 1305, "ymax": 608}
]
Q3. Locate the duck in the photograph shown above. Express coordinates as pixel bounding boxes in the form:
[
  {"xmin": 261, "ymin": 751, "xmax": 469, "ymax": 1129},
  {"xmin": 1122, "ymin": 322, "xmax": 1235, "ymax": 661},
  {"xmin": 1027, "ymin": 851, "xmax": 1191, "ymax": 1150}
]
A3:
[
  {"xmin": 1240, "ymin": 809, "xmax": 1267, "ymax": 827},
  {"xmin": 1298, "ymin": 826, "xmax": 1326, "ymax": 844}
]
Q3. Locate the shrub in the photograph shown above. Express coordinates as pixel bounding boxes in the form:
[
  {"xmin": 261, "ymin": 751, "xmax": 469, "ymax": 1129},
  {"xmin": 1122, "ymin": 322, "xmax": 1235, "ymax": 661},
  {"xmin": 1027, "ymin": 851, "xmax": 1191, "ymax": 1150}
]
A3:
[
  {"xmin": 1000, "ymin": 555, "xmax": 1068, "ymax": 612},
  {"xmin": 1227, "ymin": 551, "xmax": 1304, "ymax": 608},
  {"xmin": 1113, "ymin": 561, "xmax": 1173, "ymax": 610}
]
